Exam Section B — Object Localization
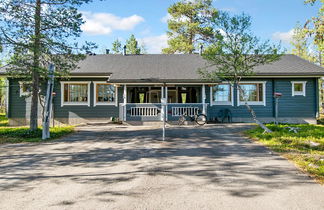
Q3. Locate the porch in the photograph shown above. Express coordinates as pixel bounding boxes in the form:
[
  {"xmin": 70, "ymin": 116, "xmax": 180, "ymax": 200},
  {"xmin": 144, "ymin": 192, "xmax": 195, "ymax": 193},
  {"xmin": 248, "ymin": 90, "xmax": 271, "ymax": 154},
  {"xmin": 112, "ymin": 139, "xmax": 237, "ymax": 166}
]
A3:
[{"xmin": 118, "ymin": 85, "xmax": 208, "ymax": 122}]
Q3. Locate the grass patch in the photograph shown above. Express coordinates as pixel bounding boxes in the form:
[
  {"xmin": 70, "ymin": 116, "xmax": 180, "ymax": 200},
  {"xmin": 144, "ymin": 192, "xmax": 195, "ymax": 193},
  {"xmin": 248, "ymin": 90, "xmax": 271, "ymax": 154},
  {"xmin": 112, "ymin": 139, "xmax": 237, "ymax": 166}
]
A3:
[
  {"xmin": 245, "ymin": 124, "xmax": 324, "ymax": 184},
  {"xmin": 0, "ymin": 113, "xmax": 8, "ymax": 126},
  {"xmin": 0, "ymin": 126, "xmax": 75, "ymax": 144},
  {"xmin": 0, "ymin": 113, "xmax": 74, "ymax": 144}
]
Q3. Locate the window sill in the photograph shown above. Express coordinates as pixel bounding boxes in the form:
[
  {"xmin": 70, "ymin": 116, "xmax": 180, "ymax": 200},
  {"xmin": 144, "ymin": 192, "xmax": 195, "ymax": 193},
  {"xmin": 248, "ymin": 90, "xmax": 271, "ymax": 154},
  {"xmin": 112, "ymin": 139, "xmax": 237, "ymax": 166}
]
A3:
[
  {"xmin": 211, "ymin": 101, "xmax": 233, "ymax": 106},
  {"xmin": 292, "ymin": 92, "xmax": 305, "ymax": 96},
  {"xmin": 61, "ymin": 102, "xmax": 89, "ymax": 107},
  {"xmin": 94, "ymin": 102, "xmax": 117, "ymax": 107},
  {"xmin": 239, "ymin": 102, "xmax": 265, "ymax": 106}
]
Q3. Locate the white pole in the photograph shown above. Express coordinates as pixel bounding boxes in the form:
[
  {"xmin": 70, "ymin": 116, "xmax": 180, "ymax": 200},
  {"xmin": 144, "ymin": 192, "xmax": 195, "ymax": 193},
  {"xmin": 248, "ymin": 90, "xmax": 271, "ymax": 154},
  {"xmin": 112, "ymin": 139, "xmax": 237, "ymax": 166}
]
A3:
[
  {"xmin": 165, "ymin": 86, "xmax": 168, "ymax": 121},
  {"xmin": 202, "ymin": 84, "xmax": 206, "ymax": 115},
  {"xmin": 42, "ymin": 64, "xmax": 55, "ymax": 140},
  {"xmin": 161, "ymin": 86, "xmax": 164, "ymax": 121},
  {"xmin": 123, "ymin": 84, "xmax": 127, "ymax": 121}
]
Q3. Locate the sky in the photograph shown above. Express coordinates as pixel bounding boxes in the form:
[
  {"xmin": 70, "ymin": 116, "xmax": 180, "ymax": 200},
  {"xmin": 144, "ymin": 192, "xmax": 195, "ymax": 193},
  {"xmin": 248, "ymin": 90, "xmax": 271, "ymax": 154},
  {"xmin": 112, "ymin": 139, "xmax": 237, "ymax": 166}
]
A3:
[{"xmin": 77, "ymin": 0, "xmax": 322, "ymax": 54}]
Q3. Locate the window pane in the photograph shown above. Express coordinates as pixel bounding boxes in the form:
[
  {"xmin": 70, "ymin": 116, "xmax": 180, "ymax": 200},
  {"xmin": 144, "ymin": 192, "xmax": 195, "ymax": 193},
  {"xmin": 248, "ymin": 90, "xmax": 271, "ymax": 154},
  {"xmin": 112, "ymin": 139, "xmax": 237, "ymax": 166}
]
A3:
[
  {"xmin": 213, "ymin": 84, "xmax": 231, "ymax": 102},
  {"xmin": 240, "ymin": 84, "xmax": 263, "ymax": 102},
  {"xmin": 97, "ymin": 84, "xmax": 115, "ymax": 102},
  {"xmin": 64, "ymin": 84, "xmax": 88, "ymax": 102},
  {"xmin": 294, "ymin": 83, "xmax": 303, "ymax": 92}
]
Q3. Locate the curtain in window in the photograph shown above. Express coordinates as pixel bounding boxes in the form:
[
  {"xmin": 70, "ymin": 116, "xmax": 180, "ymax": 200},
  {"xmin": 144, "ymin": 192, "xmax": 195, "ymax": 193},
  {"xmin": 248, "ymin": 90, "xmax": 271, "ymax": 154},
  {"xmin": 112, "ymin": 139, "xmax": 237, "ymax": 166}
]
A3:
[{"xmin": 64, "ymin": 84, "xmax": 88, "ymax": 102}]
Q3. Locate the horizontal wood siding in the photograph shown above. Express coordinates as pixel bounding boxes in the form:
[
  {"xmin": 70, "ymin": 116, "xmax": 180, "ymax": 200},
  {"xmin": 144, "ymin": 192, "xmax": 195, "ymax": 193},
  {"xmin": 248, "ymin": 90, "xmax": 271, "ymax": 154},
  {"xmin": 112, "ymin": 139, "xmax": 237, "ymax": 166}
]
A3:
[
  {"xmin": 274, "ymin": 78, "xmax": 316, "ymax": 117},
  {"xmin": 8, "ymin": 79, "xmax": 26, "ymax": 118},
  {"xmin": 53, "ymin": 78, "xmax": 120, "ymax": 120},
  {"xmin": 206, "ymin": 80, "xmax": 273, "ymax": 119}
]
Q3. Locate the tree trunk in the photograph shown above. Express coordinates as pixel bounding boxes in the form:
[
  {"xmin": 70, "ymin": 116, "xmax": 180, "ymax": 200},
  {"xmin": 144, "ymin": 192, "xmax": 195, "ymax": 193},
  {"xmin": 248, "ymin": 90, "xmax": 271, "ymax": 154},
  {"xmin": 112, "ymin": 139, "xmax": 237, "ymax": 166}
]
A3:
[
  {"xmin": 237, "ymin": 84, "xmax": 272, "ymax": 133},
  {"xmin": 30, "ymin": 0, "xmax": 41, "ymax": 131}
]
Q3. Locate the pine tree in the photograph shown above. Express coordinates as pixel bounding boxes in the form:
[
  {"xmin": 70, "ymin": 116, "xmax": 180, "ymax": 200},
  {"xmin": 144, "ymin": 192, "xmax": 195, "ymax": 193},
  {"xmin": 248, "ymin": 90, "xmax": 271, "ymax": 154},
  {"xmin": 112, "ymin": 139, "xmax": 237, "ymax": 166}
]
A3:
[
  {"xmin": 126, "ymin": 34, "xmax": 141, "ymax": 55},
  {"xmin": 0, "ymin": 0, "xmax": 96, "ymax": 130},
  {"xmin": 112, "ymin": 39, "xmax": 122, "ymax": 54},
  {"xmin": 162, "ymin": 0, "xmax": 218, "ymax": 54}
]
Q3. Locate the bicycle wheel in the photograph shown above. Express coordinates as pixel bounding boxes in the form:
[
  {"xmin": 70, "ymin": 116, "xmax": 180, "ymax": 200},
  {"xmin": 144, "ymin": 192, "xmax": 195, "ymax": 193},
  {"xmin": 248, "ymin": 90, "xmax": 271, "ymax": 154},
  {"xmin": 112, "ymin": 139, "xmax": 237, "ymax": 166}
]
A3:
[
  {"xmin": 178, "ymin": 115, "xmax": 186, "ymax": 125},
  {"xmin": 195, "ymin": 114, "xmax": 207, "ymax": 125}
]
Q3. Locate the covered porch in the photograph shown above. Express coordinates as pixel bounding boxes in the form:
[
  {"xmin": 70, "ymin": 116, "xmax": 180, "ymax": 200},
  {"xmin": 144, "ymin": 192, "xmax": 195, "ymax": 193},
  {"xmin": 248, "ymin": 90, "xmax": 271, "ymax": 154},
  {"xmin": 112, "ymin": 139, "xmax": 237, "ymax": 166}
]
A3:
[{"xmin": 119, "ymin": 84, "xmax": 208, "ymax": 122}]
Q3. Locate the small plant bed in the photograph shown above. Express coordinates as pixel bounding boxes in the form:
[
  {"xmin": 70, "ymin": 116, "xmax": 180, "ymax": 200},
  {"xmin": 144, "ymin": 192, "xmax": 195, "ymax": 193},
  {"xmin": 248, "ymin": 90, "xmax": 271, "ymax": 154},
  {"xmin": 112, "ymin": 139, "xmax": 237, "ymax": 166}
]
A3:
[
  {"xmin": 0, "ymin": 126, "xmax": 74, "ymax": 144},
  {"xmin": 245, "ymin": 124, "xmax": 324, "ymax": 184}
]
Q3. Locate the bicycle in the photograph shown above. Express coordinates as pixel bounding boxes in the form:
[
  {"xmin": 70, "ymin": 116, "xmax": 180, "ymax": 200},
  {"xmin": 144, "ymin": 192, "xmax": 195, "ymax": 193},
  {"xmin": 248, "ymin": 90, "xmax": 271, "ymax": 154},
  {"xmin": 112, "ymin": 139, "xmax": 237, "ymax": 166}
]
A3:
[{"xmin": 178, "ymin": 109, "xmax": 207, "ymax": 126}]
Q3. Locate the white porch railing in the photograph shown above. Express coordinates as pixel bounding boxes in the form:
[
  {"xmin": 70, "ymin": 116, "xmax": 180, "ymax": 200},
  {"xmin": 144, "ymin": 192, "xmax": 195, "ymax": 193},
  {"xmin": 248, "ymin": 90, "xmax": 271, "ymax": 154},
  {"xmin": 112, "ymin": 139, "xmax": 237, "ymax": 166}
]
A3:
[
  {"xmin": 130, "ymin": 107, "xmax": 159, "ymax": 117},
  {"xmin": 172, "ymin": 107, "xmax": 199, "ymax": 117}
]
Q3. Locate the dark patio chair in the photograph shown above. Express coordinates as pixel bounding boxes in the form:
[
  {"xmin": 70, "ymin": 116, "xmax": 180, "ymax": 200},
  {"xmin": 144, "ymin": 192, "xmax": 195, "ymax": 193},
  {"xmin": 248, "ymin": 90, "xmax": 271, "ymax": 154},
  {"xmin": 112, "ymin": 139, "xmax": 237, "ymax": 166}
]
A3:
[{"xmin": 217, "ymin": 108, "xmax": 232, "ymax": 123}]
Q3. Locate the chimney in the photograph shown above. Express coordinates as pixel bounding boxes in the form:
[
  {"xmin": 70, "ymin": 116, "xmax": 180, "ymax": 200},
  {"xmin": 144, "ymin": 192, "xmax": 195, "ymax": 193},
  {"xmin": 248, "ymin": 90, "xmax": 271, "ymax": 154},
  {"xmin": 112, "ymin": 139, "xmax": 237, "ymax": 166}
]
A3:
[
  {"xmin": 123, "ymin": 45, "xmax": 127, "ymax": 56},
  {"xmin": 199, "ymin": 45, "xmax": 203, "ymax": 55},
  {"xmin": 105, "ymin": 49, "xmax": 110, "ymax": 54}
]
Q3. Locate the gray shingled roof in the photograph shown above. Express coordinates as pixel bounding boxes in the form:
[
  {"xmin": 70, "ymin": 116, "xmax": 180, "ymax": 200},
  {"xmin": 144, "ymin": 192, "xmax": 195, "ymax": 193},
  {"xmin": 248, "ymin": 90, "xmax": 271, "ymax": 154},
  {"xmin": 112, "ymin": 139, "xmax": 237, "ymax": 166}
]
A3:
[
  {"xmin": 71, "ymin": 54, "xmax": 324, "ymax": 82},
  {"xmin": 1, "ymin": 54, "xmax": 323, "ymax": 81}
]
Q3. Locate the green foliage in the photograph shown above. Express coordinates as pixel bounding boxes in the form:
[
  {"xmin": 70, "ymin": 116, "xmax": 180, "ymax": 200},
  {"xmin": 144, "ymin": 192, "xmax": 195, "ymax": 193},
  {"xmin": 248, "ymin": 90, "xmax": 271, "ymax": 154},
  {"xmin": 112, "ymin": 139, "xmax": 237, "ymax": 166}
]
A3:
[
  {"xmin": 0, "ymin": 0, "xmax": 97, "ymax": 130},
  {"xmin": 126, "ymin": 34, "xmax": 141, "ymax": 54},
  {"xmin": 162, "ymin": 0, "xmax": 218, "ymax": 54},
  {"xmin": 246, "ymin": 124, "xmax": 324, "ymax": 184},
  {"xmin": 199, "ymin": 12, "xmax": 282, "ymax": 83},
  {"xmin": 0, "ymin": 126, "xmax": 74, "ymax": 144},
  {"xmin": 291, "ymin": 23, "xmax": 314, "ymax": 60},
  {"xmin": 0, "ymin": 0, "xmax": 96, "ymax": 79},
  {"xmin": 303, "ymin": 0, "xmax": 324, "ymax": 65},
  {"xmin": 0, "ymin": 113, "xmax": 8, "ymax": 126},
  {"xmin": 112, "ymin": 39, "xmax": 122, "ymax": 54}
]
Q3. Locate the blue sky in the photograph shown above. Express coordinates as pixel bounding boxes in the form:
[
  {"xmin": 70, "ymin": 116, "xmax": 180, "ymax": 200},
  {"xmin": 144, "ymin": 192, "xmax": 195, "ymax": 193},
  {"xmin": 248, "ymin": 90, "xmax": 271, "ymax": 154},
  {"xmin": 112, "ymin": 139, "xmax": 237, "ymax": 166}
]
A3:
[{"xmin": 78, "ymin": 0, "xmax": 321, "ymax": 54}]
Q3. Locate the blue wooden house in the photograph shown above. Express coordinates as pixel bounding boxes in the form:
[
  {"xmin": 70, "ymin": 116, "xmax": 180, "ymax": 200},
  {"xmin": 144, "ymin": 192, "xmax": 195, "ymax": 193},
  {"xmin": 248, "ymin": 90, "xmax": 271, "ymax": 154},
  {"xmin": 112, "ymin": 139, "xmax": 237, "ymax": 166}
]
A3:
[{"xmin": 4, "ymin": 54, "xmax": 324, "ymax": 125}]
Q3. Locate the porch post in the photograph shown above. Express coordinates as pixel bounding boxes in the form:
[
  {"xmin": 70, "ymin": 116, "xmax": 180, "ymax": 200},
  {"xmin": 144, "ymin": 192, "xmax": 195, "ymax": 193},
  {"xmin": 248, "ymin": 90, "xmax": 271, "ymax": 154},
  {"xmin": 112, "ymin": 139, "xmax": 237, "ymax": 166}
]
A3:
[
  {"xmin": 165, "ymin": 86, "xmax": 168, "ymax": 121},
  {"xmin": 161, "ymin": 86, "xmax": 164, "ymax": 121},
  {"xmin": 202, "ymin": 84, "xmax": 206, "ymax": 115},
  {"xmin": 123, "ymin": 84, "xmax": 127, "ymax": 121}
]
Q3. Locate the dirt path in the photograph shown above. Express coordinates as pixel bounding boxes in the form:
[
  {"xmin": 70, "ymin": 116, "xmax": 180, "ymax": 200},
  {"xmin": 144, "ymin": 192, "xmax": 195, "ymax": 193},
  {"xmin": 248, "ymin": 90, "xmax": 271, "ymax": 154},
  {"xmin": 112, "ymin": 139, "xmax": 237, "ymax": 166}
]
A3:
[{"xmin": 0, "ymin": 124, "xmax": 323, "ymax": 210}]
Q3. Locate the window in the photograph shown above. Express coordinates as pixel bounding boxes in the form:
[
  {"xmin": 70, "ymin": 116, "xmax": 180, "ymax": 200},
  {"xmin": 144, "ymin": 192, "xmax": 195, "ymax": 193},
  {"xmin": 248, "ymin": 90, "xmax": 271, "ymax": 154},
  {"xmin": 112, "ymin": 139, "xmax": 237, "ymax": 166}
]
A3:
[
  {"xmin": 61, "ymin": 82, "xmax": 90, "ymax": 106},
  {"xmin": 94, "ymin": 82, "xmax": 117, "ymax": 106},
  {"xmin": 19, "ymin": 82, "xmax": 32, "ymax": 96},
  {"xmin": 210, "ymin": 84, "xmax": 233, "ymax": 106},
  {"xmin": 291, "ymin": 81, "xmax": 306, "ymax": 96},
  {"xmin": 238, "ymin": 82, "xmax": 266, "ymax": 106}
]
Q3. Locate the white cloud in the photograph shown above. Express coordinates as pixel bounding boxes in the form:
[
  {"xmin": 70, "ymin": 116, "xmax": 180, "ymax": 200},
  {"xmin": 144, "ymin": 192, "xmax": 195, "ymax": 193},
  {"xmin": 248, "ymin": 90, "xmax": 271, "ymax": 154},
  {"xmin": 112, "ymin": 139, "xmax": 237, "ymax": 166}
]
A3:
[
  {"xmin": 81, "ymin": 11, "xmax": 145, "ymax": 35},
  {"xmin": 272, "ymin": 29, "xmax": 294, "ymax": 44},
  {"xmin": 161, "ymin": 13, "xmax": 171, "ymax": 23},
  {"xmin": 139, "ymin": 34, "xmax": 168, "ymax": 54}
]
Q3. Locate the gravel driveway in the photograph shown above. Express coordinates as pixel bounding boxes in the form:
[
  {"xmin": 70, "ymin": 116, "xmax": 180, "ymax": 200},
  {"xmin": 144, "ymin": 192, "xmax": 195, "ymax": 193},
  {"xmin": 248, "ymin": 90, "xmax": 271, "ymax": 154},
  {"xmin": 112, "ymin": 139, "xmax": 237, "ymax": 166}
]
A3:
[{"xmin": 0, "ymin": 124, "xmax": 323, "ymax": 210}]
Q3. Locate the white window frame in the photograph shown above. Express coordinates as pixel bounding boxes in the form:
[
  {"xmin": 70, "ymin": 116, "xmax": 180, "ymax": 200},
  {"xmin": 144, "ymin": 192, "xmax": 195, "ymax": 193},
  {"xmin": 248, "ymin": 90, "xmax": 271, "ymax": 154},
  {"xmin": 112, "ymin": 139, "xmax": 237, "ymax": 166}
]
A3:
[
  {"xmin": 291, "ymin": 81, "xmax": 307, "ymax": 96},
  {"xmin": 60, "ymin": 81, "xmax": 91, "ymax": 107},
  {"xmin": 237, "ymin": 81, "xmax": 267, "ymax": 106},
  {"xmin": 93, "ymin": 82, "xmax": 118, "ymax": 107},
  {"xmin": 19, "ymin": 81, "xmax": 32, "ymax": 97},
  {"xmin": 210, "ymin": 83, "xmax": 234, "ymax": 106}
]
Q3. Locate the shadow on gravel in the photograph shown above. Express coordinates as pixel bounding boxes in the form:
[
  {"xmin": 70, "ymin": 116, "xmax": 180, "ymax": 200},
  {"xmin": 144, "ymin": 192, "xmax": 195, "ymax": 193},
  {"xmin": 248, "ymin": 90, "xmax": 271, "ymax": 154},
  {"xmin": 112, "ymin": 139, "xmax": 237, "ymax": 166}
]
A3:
[{"xmin": 0, "ymin": 125, "xmax": 315, "ymax": 200}]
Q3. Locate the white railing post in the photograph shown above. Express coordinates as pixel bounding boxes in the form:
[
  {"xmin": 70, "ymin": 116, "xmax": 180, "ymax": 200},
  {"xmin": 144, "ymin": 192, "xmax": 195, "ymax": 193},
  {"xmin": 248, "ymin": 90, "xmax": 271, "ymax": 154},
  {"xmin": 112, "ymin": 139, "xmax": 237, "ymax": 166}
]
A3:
[
  {"xmin": 202, "ymin": 84, "xmax": 206, "ymax": 115},
  {"xmin": 123, "ymin": 84, "xmax": 127, "ymax": 121}
]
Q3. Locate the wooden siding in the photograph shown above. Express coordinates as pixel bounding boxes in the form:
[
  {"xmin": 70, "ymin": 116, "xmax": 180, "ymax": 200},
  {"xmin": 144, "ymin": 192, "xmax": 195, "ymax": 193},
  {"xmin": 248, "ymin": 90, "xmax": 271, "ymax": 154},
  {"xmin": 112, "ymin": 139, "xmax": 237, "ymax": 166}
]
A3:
[{"xmin": 8, "ymin": 78, "xmax": 318, "ymax": 122}]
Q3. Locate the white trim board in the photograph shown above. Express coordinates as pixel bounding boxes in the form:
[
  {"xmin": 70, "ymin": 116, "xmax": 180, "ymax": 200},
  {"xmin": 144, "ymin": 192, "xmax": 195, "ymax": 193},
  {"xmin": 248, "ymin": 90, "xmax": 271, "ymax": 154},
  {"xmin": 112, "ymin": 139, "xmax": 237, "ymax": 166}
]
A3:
[
  {"xmin": 209, "ymin": 83, "xmax": 234, "ymax": 106},
  {"xmin": 93, "ymin": 81, "xmax": 118, "ymax": 107},
  {"xmin": 237, "ymin": 81, "xmax": 267, "ymax": 106},
  {"xmin": 60, "ymin": 81, "xmax": 91, "ymax": 107},
  {"xmin": 291, "ymin": 81, "xmax": 307, "ymax": 96}
]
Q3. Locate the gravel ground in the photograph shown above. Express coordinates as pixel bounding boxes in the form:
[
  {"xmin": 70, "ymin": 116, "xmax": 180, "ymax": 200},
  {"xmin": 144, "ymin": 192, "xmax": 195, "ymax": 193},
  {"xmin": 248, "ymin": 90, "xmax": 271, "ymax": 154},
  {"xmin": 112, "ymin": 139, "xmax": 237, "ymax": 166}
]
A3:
[{"xmin": 0, "ymin": 124, "xmax": 323, "ymax": 210}]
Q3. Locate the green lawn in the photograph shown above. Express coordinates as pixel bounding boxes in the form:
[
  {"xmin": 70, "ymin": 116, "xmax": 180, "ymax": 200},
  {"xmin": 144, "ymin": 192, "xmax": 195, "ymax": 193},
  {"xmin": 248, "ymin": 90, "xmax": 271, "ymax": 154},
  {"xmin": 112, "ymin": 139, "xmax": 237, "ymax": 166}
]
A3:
[
  {"xmin": 245, "ymin": 124, "xmax": 324, "ymax": 184},
  {"xmin": 0, "ymin": 113, "xmax": 74, "ymax": 144}
]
